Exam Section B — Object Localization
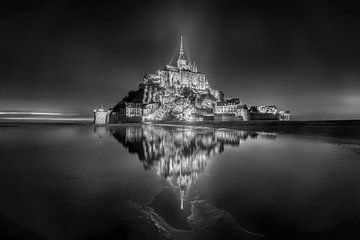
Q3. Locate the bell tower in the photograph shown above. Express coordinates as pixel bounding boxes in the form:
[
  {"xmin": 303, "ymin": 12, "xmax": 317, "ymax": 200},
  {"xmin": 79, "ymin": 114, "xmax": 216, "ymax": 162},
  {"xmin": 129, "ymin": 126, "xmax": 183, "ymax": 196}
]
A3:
[{"xmin": 177, "ymin": 36, "xmax": 187, "ymax": 69}]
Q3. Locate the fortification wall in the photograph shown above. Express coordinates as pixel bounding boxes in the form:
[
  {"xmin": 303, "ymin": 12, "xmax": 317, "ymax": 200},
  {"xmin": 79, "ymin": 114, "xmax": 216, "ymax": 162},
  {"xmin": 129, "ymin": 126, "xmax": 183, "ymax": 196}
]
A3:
[
  {"xmin": 250, "ymin": 113, "xmax": 279, "ymax": 120},
  {"xmin": 214, "ymin": 114, "xmax": 243, "ymax": 121}
]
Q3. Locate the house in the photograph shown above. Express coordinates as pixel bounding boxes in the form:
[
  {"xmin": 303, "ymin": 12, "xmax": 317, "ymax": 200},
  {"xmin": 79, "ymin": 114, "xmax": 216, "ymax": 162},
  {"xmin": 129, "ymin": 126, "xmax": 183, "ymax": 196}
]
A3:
[
  {"xmin": 93, "ymin": 106, "xmax": 111, "ymax": 124},
  {"xmin": 214, "ymin": 98, "xmax": 240, "ymax": 115},
  {"xmin": 279, "ymin": 110, "xmax": 291, "ymax": 121},
  {"xmin": 112, "ymin": 102, "xmax": 143, "ymax": 123}
]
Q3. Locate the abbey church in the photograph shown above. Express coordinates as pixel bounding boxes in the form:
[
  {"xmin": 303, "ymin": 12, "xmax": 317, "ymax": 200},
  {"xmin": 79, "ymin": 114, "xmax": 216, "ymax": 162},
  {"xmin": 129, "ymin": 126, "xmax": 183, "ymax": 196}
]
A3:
[
  {"xmin": 109, "ymin": 37, "xmax": 224, "ymax": 122},
  {"xmin": 144, "ymin": 36, "xmax": 208, "ymax": 92}
]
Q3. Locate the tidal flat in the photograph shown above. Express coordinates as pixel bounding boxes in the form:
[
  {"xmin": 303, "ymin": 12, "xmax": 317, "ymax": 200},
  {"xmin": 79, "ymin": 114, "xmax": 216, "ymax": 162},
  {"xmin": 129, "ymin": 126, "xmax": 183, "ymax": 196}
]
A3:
[{"xmin": 0, "ymin": 121, "xmax": 360, "ymax": 240}]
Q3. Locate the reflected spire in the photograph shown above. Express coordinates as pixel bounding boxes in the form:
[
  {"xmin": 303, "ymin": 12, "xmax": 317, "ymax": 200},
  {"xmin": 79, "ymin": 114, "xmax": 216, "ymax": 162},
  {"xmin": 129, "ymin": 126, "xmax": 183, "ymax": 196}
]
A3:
[
  {"xmin": 179, "ymin": 157, "xmax": 184, "ymax": 210},
  {"xmin": 180, "ymin": 36, "xmax": 184, "ymax": 56},
  {"xmin": 180, "ymin": 189, "xmax": 184, "ymax": 210}
]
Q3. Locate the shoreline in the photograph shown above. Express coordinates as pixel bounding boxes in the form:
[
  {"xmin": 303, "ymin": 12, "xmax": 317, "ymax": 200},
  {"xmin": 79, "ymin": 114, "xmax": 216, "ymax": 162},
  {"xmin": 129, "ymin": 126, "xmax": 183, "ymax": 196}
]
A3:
[
  {"xmin": 155, "ymin": 120, "xmax": 360, "ymax": 142},
  {"xmin": 1, "ymin": 119, "xmax": 360, "ymax": 142}
]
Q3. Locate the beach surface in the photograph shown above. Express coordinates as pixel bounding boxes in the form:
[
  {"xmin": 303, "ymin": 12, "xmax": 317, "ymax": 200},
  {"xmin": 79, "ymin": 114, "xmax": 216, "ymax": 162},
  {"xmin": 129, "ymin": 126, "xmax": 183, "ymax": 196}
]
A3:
[{"xmin": 0, "ymin": 121, "xmax": 360, "ymax": 240}]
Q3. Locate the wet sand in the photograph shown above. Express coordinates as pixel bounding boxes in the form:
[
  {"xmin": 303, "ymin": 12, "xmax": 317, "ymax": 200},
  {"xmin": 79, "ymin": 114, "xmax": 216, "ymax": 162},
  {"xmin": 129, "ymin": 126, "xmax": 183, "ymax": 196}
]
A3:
[{"xmin": 1, "ymin": 121, "xmax": 360, "ymax": 240}]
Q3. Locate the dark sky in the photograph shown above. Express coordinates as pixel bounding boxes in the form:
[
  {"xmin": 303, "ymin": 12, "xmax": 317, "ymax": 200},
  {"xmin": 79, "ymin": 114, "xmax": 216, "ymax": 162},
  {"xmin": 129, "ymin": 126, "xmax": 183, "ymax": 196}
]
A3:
[{"xmin": 1, "ymin": 0, "xmax": 360, "ymax": 119}]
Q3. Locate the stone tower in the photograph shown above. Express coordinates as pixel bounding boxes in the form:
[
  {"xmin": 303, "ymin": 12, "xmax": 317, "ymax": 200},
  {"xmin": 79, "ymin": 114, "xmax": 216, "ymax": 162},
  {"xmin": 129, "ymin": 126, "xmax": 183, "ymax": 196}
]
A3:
[{"xmin": 177, "ymin": 36, "xmax": 187, "ymax": 69}]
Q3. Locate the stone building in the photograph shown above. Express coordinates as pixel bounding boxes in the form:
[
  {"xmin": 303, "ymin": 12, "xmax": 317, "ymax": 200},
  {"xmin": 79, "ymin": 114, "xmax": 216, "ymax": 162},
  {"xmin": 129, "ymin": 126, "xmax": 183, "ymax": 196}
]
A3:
[
  {"xmin": 213, "ymin": 98, "xmax": 244, "ymax": 121},
  {"xmin": 112, "ymin": 102, "xmax": 143, "ymax": 123},
  {"xmin": 214, "ymin": 98, "xmax": 240, "ymax": 114},
  {"xmin": 93, "ymin": 106, "xmax": 111, "ymax": 124},
  {"xmin": 237, "ymin": 105, "xmax": 251, "ymax": 121},
  {"xmin": 257, "ymin": 105, "xmax": 278, "ymax": 114},
  {"xmin": 247, "ymin": 105, "xmax": 282, "ymax": 120},
  {"xmin": 279, "ymin": 110, "xmax": 291, "ymax": 120}
]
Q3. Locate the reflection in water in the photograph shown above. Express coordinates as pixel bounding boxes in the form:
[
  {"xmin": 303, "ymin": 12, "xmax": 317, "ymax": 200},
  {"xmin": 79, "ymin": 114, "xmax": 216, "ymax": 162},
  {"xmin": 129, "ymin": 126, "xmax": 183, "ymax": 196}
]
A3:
[{"xmin": 96, "ymin": 124, "xmax": 276, "ymax": 210}]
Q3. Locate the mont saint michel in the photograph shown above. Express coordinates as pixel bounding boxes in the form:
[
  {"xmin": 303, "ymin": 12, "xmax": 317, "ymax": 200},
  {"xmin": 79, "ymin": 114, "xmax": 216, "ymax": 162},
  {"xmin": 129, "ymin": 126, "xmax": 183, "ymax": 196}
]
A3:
[
  {"xmin": 2, "ymin": 1, "xmax": 360, "ymax": 240},
  {"xmin": 94, "ymin": 37, "xmax": 291, "ymax": 124}
]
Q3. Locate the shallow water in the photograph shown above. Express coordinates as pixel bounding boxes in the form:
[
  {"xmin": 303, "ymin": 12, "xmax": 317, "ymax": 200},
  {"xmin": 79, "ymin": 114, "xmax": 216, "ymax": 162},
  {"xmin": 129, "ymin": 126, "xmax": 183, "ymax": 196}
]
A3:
[{"xmin": 0, "ymin": 124, "xmax": 360, "ymax": 240}]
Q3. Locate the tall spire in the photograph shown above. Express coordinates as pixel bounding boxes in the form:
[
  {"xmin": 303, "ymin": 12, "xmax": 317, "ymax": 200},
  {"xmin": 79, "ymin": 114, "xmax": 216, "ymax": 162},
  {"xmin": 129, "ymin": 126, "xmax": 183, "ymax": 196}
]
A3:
[
  {"xmin": 177, "ymin": 36, "xmax": 187, "ymax": 68},
  {"xmin": 178, "ymin": 36, "xmax": 186, "ymax": 61}
]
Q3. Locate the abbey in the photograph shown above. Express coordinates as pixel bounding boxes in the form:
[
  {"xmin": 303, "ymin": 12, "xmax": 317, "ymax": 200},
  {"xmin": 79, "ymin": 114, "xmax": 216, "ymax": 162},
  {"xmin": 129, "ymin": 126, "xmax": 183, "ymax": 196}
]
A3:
[
  {"xmin": 139, "ymin": 36, "xmax": 222, "ymax": 106},
  {"xmin": 143, "ymin": 36, "xmax": 208, "ymax": 92}
]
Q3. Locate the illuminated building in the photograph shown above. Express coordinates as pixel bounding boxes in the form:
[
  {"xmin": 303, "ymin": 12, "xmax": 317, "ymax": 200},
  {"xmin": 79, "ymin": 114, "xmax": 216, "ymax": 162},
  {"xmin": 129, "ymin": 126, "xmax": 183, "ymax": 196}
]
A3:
[{"xmin": 93, "ymin": 106, "xmax": 111, "ymax": 124}]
